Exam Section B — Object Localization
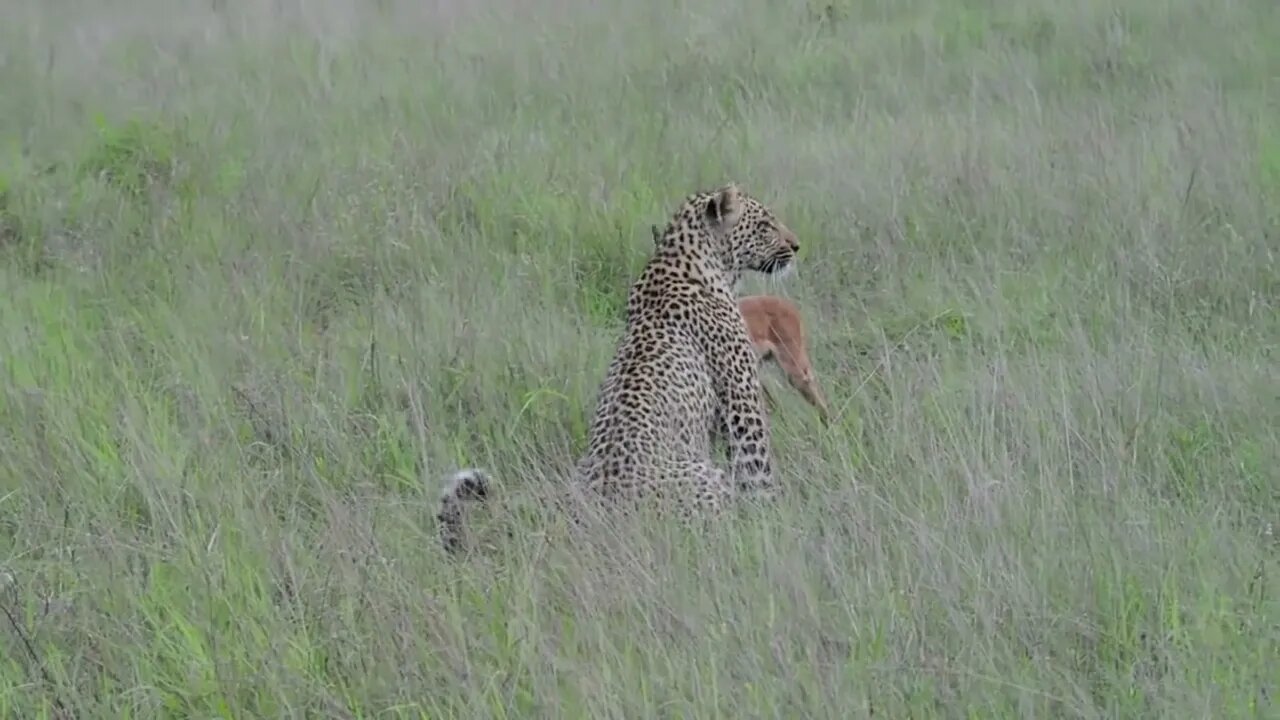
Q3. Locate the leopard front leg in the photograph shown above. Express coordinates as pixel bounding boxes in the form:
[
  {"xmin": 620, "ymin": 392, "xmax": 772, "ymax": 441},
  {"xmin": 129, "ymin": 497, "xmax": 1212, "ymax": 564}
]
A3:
[{"xmin": 694, "ymin": 294, "xmax": 777, "ymax": 499}]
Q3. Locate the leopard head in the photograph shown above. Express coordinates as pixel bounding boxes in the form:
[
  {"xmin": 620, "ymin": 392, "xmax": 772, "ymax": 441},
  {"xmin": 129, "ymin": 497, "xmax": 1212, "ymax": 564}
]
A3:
[{"xmin": 652, "ymin": 184, "xmax": 799, "ymax": 281}]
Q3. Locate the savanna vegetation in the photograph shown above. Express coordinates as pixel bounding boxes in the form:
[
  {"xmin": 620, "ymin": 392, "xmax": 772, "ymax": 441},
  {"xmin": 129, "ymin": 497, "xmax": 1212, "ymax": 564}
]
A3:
[{"xmin": 1, "ymin": 0, "xmax": 1276, "ymax": 716}]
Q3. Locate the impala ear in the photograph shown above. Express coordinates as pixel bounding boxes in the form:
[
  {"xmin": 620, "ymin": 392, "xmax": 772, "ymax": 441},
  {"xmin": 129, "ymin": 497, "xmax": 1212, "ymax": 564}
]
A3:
[{"xmin": 704, "ymin": 183, "xmax": 743, "ymax": 230}]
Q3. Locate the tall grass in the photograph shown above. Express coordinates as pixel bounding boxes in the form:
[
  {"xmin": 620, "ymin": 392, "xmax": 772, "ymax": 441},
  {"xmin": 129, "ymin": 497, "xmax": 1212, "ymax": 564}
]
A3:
[{"xmin": 1, "ymin": 0, "xmax": 1277, "ymax": 716}]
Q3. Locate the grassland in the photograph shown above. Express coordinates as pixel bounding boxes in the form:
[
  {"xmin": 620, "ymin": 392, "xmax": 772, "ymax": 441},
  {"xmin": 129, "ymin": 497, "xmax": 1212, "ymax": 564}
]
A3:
[{"xmin": 1, "ymin": 0, "xmax": 1277, "ymax": 716}]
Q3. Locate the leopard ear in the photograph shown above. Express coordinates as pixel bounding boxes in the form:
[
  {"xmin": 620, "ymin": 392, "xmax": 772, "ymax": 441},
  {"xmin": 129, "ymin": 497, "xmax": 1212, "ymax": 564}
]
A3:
[
  {"xmin": 705, "ymin": 183, "xmax": 743, "ymax": 230},
  {"xmin": 651, "ymin": 224, "xmax": 662, "ymax": 246}
]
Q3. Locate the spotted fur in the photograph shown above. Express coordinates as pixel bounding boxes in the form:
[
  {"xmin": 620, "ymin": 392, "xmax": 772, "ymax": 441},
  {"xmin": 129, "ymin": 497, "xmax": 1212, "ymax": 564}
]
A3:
[
  {"xmin": 438, "ymin": 183, "xmax": 800, "ymax": 553},
  {"xmin": 650, "ymin": 224, "xmax": 830, "ymax": 426}
]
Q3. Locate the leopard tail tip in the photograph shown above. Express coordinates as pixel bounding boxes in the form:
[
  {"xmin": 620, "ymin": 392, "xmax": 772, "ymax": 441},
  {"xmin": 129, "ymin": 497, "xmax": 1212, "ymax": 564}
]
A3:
[{"xmin": 438, "ymin": 468, "xmax": 492, "ymax": 554}]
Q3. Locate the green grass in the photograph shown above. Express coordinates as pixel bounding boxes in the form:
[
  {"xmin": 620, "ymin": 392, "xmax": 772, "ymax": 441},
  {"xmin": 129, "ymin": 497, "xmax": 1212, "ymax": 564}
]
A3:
[{"xmin": 1, "ymin": 0, "xmax": 1278, "ymax": 716}]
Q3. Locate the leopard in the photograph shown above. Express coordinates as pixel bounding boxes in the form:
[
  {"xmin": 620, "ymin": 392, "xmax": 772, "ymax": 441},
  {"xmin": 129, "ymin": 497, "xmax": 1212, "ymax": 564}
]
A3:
[
  {"xmin": 437, "ymin": 183, "xmax": 801, "ymax": 554},
  {"xmin": 650, "ymin": 224, "xmax": 831, "ymax": 426}
]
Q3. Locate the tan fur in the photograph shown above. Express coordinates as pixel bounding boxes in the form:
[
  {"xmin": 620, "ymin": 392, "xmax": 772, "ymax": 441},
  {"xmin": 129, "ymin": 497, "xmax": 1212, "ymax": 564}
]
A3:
[
  {"xmin": 737, "ymin": 295, "xmax": 831, "ymax": 426},
  {"xmin": 650, "ymin": 224, "xmax": 829, "ymax": 426}
]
